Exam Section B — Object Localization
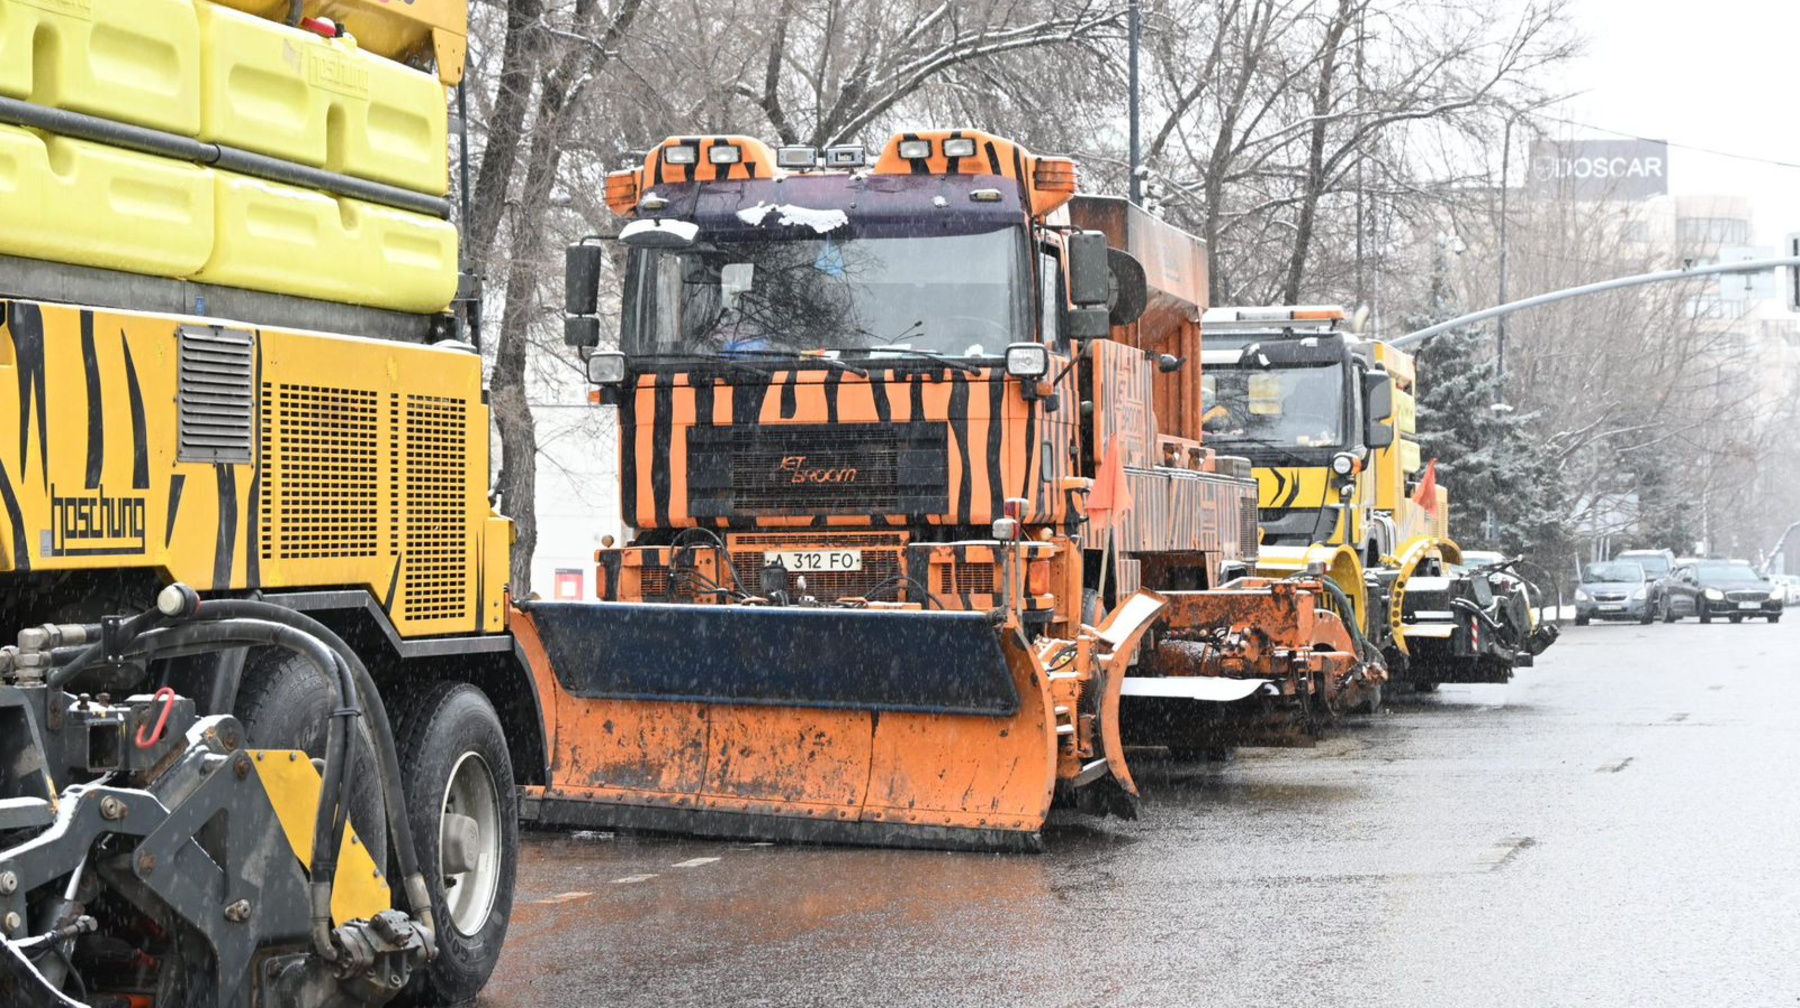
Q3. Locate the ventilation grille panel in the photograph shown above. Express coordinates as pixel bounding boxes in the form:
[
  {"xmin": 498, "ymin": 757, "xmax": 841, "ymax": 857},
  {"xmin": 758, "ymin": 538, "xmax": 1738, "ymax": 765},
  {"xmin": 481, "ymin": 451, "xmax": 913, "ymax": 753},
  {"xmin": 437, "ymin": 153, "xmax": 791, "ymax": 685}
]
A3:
[
  {"xmin": 259, "ymin": 384, "xmax": 381, "ymax": 560},
  {"xmin": 178, "ymin": 325, "xmax": 255, "ymax": 464},
  {"xmin": 400, "ymin": 394, "xmax": 470, "ymax": 622}
]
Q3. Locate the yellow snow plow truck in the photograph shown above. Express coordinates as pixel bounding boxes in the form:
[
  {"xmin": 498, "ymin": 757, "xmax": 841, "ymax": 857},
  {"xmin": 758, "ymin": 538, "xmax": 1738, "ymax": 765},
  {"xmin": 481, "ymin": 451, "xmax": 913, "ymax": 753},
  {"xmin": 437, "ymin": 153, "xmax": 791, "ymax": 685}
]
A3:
[
  {"xmin": 1199, "ymin": 306, "xmax": 1558, "ymax": 692},
  {"xmin": 0, "ymin": 2, "xmax": 523, "ymax": 1006}
]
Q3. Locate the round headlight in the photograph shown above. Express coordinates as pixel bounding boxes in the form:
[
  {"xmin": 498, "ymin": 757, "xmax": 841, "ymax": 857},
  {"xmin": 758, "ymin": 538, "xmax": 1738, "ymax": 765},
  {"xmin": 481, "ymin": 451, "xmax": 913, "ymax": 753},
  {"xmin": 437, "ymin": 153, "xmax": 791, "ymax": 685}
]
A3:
[{"xmin": 1330, "ymin": 453, "xmax": 1356, "ymax": 476}]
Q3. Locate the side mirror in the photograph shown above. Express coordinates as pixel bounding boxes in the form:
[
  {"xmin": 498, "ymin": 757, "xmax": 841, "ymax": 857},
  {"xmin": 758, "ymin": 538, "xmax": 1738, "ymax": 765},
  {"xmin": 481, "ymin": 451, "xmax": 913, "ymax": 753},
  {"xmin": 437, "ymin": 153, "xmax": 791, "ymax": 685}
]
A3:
[
  {"xmin": 1067, "ymin": 232, "xmax": 1112, "ymax": 307},
  {"xmin": 1105, "ymin": 248, "xmax": 1149, "ymax": 327},
  {"xmin": 1363, "ymin": 368, "xmax": 1395, "ymax": 448},
  {"xmin": 565, "ymin": 242, "xmax": 606, "ymax": 348},
  {"xmin": 566, "ymin": 243, "xmax": 605, "ymax": 316},
  {"xmin": 1068, "ymin": 306, "xmax": 1112, "ymax": 339},
  {"xmin": 564, "ymin": 316, "xmax": 601, "ymax": 349}
]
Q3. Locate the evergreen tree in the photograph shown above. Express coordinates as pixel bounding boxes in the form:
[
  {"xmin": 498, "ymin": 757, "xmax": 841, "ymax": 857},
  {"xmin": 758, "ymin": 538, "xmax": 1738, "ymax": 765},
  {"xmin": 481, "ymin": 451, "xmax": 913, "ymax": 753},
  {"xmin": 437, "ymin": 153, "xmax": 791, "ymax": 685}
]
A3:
[{"xmin": 1404, "ymin": 269, "xmax": 1571, "ymax": 571}]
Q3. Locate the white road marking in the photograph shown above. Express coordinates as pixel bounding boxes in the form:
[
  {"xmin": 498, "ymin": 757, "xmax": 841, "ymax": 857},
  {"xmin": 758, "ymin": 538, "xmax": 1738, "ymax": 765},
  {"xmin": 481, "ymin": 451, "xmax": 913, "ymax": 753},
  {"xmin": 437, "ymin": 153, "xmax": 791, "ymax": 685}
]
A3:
[
  {"xmin": 536, "ymin": 891, "xmax": 593, "ymax": 905},
  {"xmin": 671, "ymin": 857, "xmax": 721, "ymax": 868},
  {"xmin": 610, "ymin": 873, "xmax": 659, "ymax": 884}
]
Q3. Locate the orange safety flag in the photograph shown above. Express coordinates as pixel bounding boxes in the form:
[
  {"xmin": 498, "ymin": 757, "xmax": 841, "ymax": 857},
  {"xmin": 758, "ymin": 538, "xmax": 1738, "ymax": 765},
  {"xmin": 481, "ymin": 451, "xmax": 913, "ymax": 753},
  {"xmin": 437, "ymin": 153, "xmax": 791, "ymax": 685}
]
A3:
[
  {"xmin": 1088, "ymin": 440, "xmax": 1135, "ymax": 522},
  {"xmin": 1412, "ymin": 459, "xmax": 1439, "ymax": 515}
]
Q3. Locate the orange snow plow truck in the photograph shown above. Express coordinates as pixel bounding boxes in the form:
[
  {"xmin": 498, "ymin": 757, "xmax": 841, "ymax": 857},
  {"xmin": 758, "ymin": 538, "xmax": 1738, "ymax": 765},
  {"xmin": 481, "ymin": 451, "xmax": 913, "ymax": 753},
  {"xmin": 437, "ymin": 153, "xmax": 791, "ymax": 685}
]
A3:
[{"xmin": 519, "ymin": 130, "xmax": 1385, "ymax": 852}]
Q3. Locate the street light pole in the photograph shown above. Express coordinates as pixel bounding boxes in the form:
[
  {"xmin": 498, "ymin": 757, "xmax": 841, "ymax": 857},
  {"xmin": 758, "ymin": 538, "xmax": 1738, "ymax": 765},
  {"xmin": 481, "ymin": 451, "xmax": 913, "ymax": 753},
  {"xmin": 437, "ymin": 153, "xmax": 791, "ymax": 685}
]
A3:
[
  {"xmin": 1763, "ymin": 520, "xmax": 1800, "ymax": 575},
  {"xmin": 1128, "ymin": 0, "xmax": 1142, "ymax": 205},
  {"xmin": 1497, "ymin": 116, "xmax": 1513, "ymax": 387},
  {"xmin": 1394, "ymin": 256, "xmax": 1800, "ymax": 347}
]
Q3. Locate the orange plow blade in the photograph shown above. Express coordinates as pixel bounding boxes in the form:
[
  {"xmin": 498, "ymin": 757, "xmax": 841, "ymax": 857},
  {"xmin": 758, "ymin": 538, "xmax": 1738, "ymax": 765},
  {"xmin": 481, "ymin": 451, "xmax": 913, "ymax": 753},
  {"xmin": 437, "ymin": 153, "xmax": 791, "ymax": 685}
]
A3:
[{"xmin": 512, "ymin": 602, "xmax": 1060, "ymax": 851}]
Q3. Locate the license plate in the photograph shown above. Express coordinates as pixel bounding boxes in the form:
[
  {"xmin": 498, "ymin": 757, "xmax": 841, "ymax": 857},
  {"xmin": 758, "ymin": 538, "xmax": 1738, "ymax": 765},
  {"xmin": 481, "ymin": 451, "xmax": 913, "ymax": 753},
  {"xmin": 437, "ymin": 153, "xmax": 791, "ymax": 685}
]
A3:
[
  {"xmin": 764, "ymin": 550, "xmax": 862, "ymax": 573},
  {"xmin": 1599, "ymin": 604, "xmax": 1623, "ymax": 611},
  {"xmin": 1738, "ymin": 601, "xmax": 1761, "ymax": 610}
]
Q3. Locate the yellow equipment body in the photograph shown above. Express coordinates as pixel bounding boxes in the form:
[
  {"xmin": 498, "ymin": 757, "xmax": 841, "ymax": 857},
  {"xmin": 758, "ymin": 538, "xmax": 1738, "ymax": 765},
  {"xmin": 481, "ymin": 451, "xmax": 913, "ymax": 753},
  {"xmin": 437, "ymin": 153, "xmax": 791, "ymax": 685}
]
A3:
[{"xmin": 0, "ymin": 298, "xmax": 507, "ymax": 637}]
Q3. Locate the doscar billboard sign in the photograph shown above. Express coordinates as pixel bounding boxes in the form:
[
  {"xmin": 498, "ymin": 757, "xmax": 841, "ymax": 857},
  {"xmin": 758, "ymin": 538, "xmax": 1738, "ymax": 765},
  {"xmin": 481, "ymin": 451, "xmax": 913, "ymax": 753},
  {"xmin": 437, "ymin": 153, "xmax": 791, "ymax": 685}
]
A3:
[{"xmin": 1530, "ymin": 139, "xmax": 1669, "ymax": 201}]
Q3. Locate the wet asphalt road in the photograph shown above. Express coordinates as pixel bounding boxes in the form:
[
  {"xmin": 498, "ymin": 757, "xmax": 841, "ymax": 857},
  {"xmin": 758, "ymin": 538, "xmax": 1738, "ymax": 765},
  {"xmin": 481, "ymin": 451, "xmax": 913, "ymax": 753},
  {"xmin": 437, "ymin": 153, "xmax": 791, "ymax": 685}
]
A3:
[{"xmin": 479, "ymin": 615, "xmax": 1800, "ymax": 1007}]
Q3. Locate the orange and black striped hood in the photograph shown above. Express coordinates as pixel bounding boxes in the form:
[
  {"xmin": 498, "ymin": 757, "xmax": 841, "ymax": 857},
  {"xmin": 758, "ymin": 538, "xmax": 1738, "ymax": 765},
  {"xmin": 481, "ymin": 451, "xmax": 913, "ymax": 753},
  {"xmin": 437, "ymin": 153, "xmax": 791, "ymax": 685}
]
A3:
[{"xmin": 618, "ymin": 361, "xmax": 1079, "ymax": 531}]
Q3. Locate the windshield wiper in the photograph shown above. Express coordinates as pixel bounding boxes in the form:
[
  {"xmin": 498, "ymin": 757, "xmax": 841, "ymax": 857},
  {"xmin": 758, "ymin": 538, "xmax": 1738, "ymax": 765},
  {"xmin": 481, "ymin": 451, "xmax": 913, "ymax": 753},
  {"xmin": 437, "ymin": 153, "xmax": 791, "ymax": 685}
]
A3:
[
  {"xmin": 1213, "ymin": 436, "xmax": 1320, "ymax": 467},
  {"xmin": 706, "ymin": 349, "xmax": 869, "ymax": 377},
  {"xmin": 628, "ymin": 352, "xmax": 772, "ymax": 378},
  {"xmin": 860, "ymin": 343, "xmax": 985, "ymax": 375}
]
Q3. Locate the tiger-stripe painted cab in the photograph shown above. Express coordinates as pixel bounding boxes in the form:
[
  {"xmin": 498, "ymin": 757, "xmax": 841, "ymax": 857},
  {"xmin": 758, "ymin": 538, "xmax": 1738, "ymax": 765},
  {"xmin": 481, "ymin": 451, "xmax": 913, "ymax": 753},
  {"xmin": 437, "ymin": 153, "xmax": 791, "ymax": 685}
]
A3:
[{"xmin": 520, "ymin": 130, "xmax": 1381, "ymax": 852}]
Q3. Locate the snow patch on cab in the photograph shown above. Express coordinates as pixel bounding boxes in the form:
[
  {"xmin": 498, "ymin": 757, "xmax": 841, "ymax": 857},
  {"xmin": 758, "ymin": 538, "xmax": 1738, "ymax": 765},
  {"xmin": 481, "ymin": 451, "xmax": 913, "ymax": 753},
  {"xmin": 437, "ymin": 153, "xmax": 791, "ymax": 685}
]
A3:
[{"xmin": 735, "ymin": 202, "xmax": 849, "ymax": 234}]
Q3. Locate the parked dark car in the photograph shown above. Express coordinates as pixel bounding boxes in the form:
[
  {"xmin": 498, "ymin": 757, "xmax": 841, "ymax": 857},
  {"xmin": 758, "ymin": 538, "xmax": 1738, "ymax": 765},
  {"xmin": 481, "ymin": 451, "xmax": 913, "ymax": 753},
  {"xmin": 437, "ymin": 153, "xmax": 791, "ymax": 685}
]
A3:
[
  {"xmin": 1574, "ymin": 561, "xmax": 1652, "ymax": 625},
  {"xmin": 1660, "ymin": 561, "xmax": 1785, "ymax": 623},
  {"xmin": 1616, "ymin": 548, "xmax": 1677, "ymax": 613}
]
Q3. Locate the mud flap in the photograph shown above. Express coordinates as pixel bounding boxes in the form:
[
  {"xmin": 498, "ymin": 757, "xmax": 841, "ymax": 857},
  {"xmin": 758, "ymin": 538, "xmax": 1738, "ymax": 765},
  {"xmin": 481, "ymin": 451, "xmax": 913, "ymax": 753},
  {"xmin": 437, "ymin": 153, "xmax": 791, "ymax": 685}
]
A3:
[{"xmin": 1087, "ymin": 591, "xmax": 1169, "ymax": 809}]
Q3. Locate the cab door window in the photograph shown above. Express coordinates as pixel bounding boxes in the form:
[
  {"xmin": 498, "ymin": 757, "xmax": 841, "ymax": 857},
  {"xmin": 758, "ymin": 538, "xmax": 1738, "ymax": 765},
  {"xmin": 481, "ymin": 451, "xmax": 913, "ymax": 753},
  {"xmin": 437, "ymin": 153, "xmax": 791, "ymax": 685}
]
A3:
[{"xmin": 1038, "ymin": 250, "xmax": 1063, "ymax": 348}]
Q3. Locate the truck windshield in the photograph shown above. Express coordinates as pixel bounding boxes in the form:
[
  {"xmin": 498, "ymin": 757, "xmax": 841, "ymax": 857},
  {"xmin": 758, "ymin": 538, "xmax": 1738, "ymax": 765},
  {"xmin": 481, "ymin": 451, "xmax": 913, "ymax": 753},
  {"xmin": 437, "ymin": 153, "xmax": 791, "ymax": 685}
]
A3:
[
  {"xmin": 621, "ymin": 227, "xmax": 1027, "ymax": 359},
  {"xmin": 1201, "ymin": 362, "xmax": 1346, "ymax": 448}
]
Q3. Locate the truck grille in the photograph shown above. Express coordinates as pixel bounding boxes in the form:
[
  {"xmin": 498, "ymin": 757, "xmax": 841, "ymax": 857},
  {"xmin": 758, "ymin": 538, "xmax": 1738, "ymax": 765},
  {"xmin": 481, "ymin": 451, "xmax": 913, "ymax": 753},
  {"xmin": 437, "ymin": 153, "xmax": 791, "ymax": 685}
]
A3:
[{"xmin": 688, "ymin": 424, "xmax": 949, "ymax": 518}]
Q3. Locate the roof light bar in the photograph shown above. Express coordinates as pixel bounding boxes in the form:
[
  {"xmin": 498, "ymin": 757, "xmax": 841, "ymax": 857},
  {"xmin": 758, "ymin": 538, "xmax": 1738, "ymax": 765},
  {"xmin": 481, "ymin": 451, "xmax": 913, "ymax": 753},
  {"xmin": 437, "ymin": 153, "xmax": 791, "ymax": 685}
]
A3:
[
  {"xmin": 824, "ymin": 145, "xmax": 866, "ymax": 168},
  {"xmin": 776, "ymin": 145, "xmax": 818, "ymax": 168}
]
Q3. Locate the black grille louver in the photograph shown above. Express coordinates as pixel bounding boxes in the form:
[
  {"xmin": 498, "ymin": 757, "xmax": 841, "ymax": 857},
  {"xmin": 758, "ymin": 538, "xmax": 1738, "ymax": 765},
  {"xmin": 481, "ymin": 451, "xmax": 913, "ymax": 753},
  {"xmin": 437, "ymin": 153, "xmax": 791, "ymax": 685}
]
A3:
[
  {"xmin": 177, "ymin": 325, "xmax": 255, "ymax": 464},
  {"xmin": 688, "ymin": 423, "xmax": 950, "ymax": 518}
]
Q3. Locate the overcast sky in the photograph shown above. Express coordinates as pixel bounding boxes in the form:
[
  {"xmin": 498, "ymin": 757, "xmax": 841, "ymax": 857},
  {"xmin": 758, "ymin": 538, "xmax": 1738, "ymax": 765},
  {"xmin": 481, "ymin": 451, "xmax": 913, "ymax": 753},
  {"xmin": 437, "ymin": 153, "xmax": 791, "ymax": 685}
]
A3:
[{"xmin": 1550, "ymin": 0, "xmax": 1800, "ymax": 247}]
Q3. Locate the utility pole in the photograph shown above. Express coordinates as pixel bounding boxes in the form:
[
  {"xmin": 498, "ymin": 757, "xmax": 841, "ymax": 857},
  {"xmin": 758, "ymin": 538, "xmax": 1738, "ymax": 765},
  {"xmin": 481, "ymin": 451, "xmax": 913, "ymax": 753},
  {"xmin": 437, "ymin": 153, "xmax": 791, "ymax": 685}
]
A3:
[{"xmin": 1128, "ymin": 0, "xmax": 1142, "ymax": 205}]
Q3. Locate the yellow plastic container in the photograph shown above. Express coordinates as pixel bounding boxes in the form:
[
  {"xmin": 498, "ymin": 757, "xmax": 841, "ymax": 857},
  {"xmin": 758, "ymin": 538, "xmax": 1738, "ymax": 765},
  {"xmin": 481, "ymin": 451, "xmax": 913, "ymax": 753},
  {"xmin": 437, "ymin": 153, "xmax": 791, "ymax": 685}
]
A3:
[
  {"xmin": 197, "ymin": 171, "xmax": 457, "ymax": 313},
  {"xmin": 195, "ymin": 1, "xmax": 448, "ymax": 195},
  {"xmin": 0, "ymin": 0, "xmax": 202, "ymax": 136},
  {"xmin": 0, "ymin": 124, "xmax": 213, "ymax": 276},
  {"xmin": 206, "ymin": 0, "xmax": 467, "ymax": 84}
]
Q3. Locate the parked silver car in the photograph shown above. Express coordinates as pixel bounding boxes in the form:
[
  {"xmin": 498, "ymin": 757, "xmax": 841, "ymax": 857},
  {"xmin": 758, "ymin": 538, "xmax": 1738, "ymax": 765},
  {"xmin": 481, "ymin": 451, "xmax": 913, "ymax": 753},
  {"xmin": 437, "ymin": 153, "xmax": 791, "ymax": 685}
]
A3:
[{"xmin": 1574, "ymin": 561, "xmax": 1652, "ymax": 625}]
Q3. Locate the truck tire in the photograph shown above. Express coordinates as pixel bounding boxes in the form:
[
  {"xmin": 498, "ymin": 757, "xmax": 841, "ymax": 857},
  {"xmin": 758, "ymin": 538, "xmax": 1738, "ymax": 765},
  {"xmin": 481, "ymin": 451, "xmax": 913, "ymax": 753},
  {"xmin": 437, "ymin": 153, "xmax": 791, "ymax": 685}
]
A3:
[
  {"xmin": 390, "ymin": 681, "xmax": 517, "ymax": 1006},
  {"xmin": 233, "ymin": 648, "xmax": 388, "ymax": 867}
]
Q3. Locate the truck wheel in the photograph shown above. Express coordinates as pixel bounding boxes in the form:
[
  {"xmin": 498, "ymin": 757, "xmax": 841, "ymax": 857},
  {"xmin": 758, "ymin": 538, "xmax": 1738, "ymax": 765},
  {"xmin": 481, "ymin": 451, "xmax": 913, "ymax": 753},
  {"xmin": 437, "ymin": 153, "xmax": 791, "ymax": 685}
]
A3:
[
  {"xmin": 234, "ymin": 648, "xmax": 388, "ymax": 867},
  {"xmin": 391, "ymin": 682, "xmax": 517, "ymax": 1006}
]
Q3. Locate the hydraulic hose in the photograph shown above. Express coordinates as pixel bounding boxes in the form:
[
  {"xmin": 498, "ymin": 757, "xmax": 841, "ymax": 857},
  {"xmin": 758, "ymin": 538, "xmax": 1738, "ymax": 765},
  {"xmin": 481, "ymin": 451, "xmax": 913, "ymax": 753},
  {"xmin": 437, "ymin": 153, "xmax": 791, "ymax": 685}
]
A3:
[
  {"xmin": 45, "ymin": 609, "xmax": 169, "ymax": 690},
  {"xmin": 191, "ymin": 600, "xmax": 437, "ymax": 943},
  {"xmin": 129, "ymin": 619, "xmax": 356, "ymax": 960},
  {"xmin": 1293, "ymin": 574, "xmax": 1372, "ymax": 656}
]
